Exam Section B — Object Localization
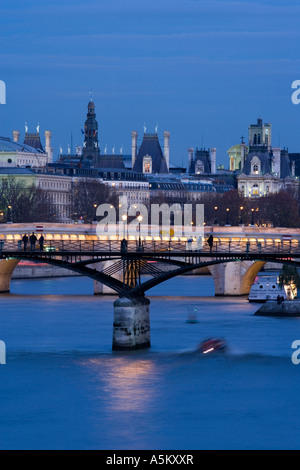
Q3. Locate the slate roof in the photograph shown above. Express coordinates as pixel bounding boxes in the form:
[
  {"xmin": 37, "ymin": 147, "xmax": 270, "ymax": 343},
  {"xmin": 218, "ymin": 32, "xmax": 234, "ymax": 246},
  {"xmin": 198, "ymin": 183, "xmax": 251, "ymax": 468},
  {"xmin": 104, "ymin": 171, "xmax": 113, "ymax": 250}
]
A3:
[
  {"xmin": 243, "ymin": 150, "xmax": 272, "ymax": 175},
  {"xmin": 280, "ymin": 151, "xmax": 292, "ymax": 178},
  {"xmin": 133, "ymin": 134, "xmax": 168, "ymax": 174},
  {"xmin": 97, "ymin": 154, "xmax": 125, "ymax": 170},
  {"xmin": 191, "ymin": 148, "xmax": 211, "ymax": 174},
  {"xmin": 23, "ymin": 133, "xmax": 44, "ymax": 152}
]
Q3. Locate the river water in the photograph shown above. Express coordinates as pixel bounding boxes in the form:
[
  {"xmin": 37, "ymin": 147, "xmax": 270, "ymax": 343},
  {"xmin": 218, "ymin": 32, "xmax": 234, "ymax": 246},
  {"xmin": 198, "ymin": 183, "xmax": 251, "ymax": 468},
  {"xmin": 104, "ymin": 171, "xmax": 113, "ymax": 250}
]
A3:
[{"xmin": 0, "ymin": 275, "xmax": 299, "ymax": 450}]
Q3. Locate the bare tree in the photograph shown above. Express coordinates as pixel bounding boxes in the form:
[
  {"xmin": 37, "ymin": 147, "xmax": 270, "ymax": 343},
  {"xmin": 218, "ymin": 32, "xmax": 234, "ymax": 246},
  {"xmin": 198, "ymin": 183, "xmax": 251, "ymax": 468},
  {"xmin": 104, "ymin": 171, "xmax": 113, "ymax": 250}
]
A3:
[
  {"xmin": 71, "ymin": 178, "xmax": 118, "ymax": 223},
  {"xmin": 0, "ymin": 177, "xmax": 55, "ymax": 223}
]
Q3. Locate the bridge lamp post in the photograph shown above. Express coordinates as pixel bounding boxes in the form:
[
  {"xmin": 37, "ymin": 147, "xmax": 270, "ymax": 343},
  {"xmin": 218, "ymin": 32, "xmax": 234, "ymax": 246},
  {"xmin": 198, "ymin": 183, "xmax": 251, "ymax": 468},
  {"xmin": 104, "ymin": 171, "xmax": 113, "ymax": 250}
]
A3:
[
  {"xmin": 137, "ymin": 215, "xmax": 143, "ymax": 250},
  {"xmin": 122, "ymin": 214, "xmax": 128, "ymax": 240}
]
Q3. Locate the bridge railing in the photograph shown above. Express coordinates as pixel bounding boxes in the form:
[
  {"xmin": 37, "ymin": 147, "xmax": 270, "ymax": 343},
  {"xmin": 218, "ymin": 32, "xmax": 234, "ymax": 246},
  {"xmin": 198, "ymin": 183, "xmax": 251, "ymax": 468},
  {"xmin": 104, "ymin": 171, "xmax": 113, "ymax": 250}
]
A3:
[{"xmin": 0, "ymin": 238, "xmax": 299, "ymax": 255}]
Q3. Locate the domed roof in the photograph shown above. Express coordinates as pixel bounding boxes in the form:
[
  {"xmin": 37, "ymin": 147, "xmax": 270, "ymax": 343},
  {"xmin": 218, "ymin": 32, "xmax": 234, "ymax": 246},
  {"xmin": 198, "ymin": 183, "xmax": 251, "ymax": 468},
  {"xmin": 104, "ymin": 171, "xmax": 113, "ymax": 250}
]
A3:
[
  {"xmin": 88, "ymin": 100, "xmax": 95, "ymax": 114},
  {"xmin": 0, "ymin": 136, "xmax": 44, "ymax": 154}
]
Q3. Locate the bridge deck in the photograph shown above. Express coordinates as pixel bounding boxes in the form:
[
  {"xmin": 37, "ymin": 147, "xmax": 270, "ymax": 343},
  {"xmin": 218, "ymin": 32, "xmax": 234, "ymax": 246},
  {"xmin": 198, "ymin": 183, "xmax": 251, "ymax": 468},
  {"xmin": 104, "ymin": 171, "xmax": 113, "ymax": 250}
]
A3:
[{"xmin": 0, "ymin": 239, "xmax": 298, "ymax": 255}]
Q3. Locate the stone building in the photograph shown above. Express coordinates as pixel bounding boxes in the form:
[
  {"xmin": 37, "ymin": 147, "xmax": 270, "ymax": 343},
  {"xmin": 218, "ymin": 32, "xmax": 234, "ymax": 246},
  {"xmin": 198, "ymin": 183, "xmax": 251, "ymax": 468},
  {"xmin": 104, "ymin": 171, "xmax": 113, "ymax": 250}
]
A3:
[
  {"xmin": 131, "ymin": 130, "xmax": 170, "ymax": 175},
  {"xmin": 0, "ymin": 128, "xmax": 53, "ymax": 168},
  {"xmin": 237, "ymin": 118, "xmax": 298, "ymax": 198},
  {"xmin": 188, "ymin": 147, "xmax": 217, "ymax": 175}
]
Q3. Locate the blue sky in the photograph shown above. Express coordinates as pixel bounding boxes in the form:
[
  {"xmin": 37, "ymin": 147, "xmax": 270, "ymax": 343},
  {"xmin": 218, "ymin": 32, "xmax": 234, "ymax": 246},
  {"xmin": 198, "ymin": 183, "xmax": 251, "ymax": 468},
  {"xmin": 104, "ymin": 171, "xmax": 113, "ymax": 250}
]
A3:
[{"xmin": 1, "ymin": 0, "xmax": 300, "ymax": 167}]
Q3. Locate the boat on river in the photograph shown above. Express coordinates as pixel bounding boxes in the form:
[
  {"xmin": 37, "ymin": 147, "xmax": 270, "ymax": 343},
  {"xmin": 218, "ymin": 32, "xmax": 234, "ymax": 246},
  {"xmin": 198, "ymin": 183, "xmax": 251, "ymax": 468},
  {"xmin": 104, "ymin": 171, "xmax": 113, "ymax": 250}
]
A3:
[
  {"xmin": 249, "ymin": 274, "xmax": 297, "ymax": 302},
  {"xmin": 198, "ymin": 338, "xmax": 227, "ymax": 355}
]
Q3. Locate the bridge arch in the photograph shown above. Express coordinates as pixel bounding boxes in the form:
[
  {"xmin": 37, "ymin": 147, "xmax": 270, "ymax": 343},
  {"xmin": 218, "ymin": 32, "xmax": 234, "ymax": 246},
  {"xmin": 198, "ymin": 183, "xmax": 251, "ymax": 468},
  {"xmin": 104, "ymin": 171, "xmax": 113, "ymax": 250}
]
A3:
[{"xmin": 207, "ymin": 260, "xmax": 267, "ymax": 296}]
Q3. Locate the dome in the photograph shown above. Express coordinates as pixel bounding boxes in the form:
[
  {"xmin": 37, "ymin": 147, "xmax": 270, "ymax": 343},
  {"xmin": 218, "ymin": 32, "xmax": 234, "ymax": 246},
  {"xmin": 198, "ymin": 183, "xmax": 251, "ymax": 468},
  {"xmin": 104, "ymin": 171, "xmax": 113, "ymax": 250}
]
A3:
[{"xmin": 88, "ymin": 100, "xmax": 95, "ymax": 114}]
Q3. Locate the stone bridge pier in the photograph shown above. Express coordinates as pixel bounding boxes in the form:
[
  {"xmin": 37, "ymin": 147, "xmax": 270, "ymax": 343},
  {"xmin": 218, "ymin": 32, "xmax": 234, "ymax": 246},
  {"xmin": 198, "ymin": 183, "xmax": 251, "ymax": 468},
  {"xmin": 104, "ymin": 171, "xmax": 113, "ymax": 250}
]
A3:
[
  {"xmin": 113, "ymin": 296, "xmax": 151, "ymax": 350},
  {"xmin": 0, "ymin": 259, "xmax": 20, "ymax": 293},
  {"xmin": 208, "ymin": 260, "xmax": 266, "ymax": 296}
]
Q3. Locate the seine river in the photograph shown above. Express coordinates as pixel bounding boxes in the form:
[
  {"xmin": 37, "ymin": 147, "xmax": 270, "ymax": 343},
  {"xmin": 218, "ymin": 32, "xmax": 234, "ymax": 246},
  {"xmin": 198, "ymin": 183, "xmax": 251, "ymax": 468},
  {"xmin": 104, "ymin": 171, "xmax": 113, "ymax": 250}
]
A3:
[{"xmin": 0, "ymin": 275, "xmax": 299, "ymax": 450}]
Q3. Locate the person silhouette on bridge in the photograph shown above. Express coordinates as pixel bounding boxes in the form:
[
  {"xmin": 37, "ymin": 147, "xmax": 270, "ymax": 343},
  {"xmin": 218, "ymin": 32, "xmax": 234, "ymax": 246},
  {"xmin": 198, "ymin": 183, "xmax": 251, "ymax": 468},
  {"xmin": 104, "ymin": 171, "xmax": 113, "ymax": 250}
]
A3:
[
  {"xmin": 39, "ymin": 235, "xmax": 44, "ymax": 252},
  {"xmin": 22, "ymin": 234, "xmax": 29, "ymax": 252},
  {"xmin": 208, "ymin": 235, "xmax": 214, "ymax": 253},
  {"xmin": 30, "ymin": 233, "xmax": 37, "ymax": 252}
]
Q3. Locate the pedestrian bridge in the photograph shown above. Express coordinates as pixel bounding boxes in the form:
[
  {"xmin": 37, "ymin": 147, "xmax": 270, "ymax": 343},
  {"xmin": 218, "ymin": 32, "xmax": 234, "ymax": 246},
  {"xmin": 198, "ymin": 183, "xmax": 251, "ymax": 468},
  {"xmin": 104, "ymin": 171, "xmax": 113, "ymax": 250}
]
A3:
[{"xmin": 0, "ymin": 223, "xmax": 299, "ymax": 350}]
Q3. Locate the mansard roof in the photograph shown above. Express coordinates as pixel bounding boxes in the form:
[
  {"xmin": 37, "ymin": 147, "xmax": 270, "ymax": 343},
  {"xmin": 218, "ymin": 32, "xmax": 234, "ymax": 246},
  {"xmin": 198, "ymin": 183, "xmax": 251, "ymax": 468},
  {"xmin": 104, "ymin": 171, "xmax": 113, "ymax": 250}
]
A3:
[
  {"xmin": 243, "ymin": 150, "xmax": 272, "ymax": 175},
  {"xmin": 280, "ymin": 152, "xmax": 292, "ymax": 179},
  {"xmin": 133, "ymin": 133, "xmax": 168, "ymax": 174},
  {"xmin": 23, "ymin": 133, "xmax": 44, "ymax": 152}
]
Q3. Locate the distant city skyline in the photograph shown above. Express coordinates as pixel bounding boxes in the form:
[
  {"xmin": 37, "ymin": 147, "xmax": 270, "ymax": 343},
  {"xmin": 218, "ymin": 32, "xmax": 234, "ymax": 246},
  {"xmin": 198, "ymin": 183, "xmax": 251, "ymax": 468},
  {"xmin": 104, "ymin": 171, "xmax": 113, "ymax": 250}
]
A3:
[{"xmin": 1, "ymin": 0, "xmax": 300, "ymax": 167}]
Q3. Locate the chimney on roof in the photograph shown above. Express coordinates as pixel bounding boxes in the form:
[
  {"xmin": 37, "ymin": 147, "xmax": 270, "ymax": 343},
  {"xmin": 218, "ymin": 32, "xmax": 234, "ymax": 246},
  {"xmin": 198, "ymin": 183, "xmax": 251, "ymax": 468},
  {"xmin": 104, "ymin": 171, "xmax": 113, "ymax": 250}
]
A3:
[
  {"xmin": 164, "ymin": 131, "xmax": 170, "ymax": 172},
  {"xmin": 273, "ymin": 147, "xmax": 281, "ymax": 178},
  {"xmin": 188, "ymin": 148, "xmax": 194, "ymax": 174},
  {"xmin": 45, "ymin": 131, "xmax": 53, "ymax": 164},
  {"xmin": 131, "ymin": 131, "xmax": 138, "ymax": 169},
  {"xmin": 210, "ymin": 148, "xmax": 217, "ymax": 174},
  {"xmin": 13, "ymin": 131, "xmax": 20, "ymax": 143}
]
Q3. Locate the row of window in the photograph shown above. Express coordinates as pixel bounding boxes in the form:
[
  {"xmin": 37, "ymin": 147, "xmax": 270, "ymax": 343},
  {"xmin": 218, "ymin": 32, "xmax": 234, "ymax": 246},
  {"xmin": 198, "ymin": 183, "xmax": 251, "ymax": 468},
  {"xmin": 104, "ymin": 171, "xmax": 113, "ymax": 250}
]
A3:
[{"xmin": 39, "ymin": 180, "xmax": 71, "ymax": 190}]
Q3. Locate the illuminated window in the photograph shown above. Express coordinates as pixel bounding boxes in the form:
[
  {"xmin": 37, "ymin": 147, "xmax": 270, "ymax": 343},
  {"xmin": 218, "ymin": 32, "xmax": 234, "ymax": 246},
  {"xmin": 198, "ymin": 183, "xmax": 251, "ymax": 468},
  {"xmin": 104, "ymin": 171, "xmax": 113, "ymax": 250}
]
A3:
[{"xmin": 143, "ymin": 155, "xmax": 152, "ymax": 174}]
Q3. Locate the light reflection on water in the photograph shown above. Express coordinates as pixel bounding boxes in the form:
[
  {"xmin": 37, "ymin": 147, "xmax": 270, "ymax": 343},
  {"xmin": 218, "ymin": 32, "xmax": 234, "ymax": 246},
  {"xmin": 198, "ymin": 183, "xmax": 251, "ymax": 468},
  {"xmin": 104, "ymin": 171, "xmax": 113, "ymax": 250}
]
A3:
[{"xmin": 83, "ymin": 357, "xmax": 158, "ymax": 413}]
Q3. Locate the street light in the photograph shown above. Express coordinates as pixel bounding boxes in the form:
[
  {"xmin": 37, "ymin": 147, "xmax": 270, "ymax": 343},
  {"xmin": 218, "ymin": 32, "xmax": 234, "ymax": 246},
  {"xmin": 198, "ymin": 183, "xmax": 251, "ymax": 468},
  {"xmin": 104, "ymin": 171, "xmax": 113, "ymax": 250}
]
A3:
[
  {"xmin": 93, "ymin": 203, "xmax": 98, "ymax": 222},
  {"xmin": 251, "ymin": 208, "xmax": 255, "ymax": 226},
  {"xmin": 226, "ymin": 208, "xmax": 230, "ymax": 226},
  {"xmin": 214, "ymin": 206, "xmax": 218, "ymax": 225},
  {"xmin": 240, "ymin": 206, "xmax": 244, "ymax": 225},
  {"xmin": 122, "ymin": 214, "xmax": 128, "ymax": 240},
  {"xmin": 137, "ymin": 215, "xmax": 143, "ymax": 250},
  {"xmin": 7, "ymin": 205, "xmax": 12, "ymax": 224}
]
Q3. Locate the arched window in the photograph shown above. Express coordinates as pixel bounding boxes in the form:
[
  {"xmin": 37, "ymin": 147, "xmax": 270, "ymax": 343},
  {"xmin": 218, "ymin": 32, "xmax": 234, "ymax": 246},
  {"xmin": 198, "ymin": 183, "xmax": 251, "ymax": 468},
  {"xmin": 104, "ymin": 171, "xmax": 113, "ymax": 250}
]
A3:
[{"xmin": 253, "ymin": 164, "xmax": 259, "ymax": 174}]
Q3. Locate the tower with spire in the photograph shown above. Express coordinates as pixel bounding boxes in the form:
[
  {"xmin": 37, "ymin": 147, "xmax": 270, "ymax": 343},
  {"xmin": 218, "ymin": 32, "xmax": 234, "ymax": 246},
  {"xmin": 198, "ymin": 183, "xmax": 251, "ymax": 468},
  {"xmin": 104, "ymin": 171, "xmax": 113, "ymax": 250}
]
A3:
[{"xmin": 82, "ymin": 97, "xmax": 100, "ymax": 165}]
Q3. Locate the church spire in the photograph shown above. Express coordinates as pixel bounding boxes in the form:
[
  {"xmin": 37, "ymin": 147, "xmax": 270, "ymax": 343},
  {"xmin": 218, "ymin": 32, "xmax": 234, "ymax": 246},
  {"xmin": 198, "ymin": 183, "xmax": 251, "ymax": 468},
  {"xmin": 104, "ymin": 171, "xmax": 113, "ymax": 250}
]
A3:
[{"xmin": 83, "ymin": 98, "xmax": 100, "ymax": 164}]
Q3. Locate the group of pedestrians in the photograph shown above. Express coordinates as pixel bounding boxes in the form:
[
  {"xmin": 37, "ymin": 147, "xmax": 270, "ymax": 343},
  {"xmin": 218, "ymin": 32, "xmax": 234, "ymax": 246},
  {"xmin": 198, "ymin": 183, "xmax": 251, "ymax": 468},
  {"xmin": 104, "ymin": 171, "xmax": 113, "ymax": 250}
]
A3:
[
  {"xmin": 22, "ymin": 233, "xmax": 44, "ymax": 252},
  {"xmin": 187, "ymin": 235, "xmax": 214, "ymax": 253}
]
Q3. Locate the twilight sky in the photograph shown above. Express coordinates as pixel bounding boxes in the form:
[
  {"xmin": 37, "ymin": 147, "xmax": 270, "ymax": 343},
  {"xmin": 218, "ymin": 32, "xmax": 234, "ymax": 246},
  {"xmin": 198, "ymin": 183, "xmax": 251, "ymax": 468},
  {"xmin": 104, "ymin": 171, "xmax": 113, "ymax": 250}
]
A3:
[{"xmin": 1, "ymin": 0, "xmax": 300, "ymax": 168}]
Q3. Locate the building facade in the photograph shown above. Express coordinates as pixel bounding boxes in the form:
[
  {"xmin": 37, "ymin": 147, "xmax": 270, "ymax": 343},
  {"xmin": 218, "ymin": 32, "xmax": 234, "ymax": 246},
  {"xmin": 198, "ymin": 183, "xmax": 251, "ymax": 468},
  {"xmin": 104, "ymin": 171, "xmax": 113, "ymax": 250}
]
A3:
[
  {"xmin": 0, "ymin": 129, "xmax": 52, "ymax": 168},
  {"xmin": 236, "ymin": 118, "xmax": 298, "ymax": 198},
  {"xmin": 132, "ymin": 130, "xmax": 170, "ymax": 175},
  {"xmin": 188, "ymin": 147, "xmax": 217, "ymax": 175}
]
